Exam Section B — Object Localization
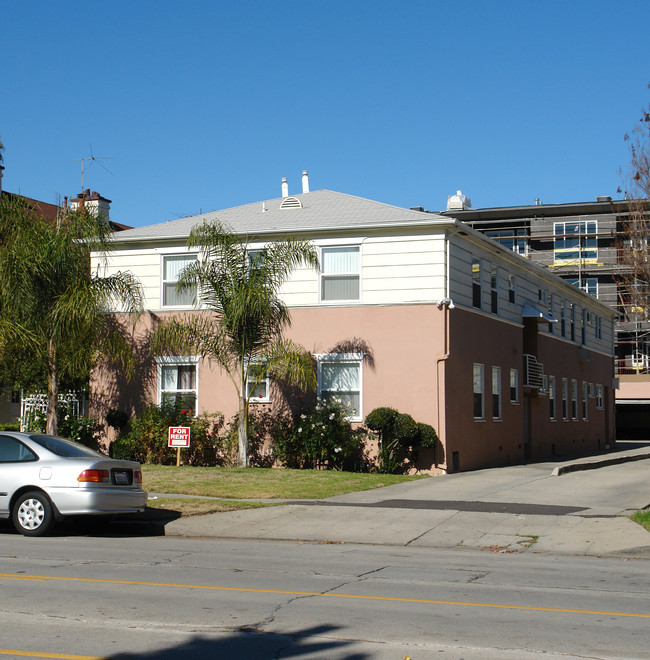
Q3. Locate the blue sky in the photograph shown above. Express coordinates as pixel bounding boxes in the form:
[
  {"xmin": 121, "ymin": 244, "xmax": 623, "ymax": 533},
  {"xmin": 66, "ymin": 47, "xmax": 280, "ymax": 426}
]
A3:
[{"xmin": 1, "ymin": 1, "xmax": 649, "ymax": 227}]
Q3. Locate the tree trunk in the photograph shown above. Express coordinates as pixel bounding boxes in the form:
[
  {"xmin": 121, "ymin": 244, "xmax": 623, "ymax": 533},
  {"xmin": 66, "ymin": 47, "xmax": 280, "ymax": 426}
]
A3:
[
  {"xmin": 238, "ymin": 368, "xmax": 248, "ymax": 466},
  {"xmin": 46, "ymin": 339, "xmax": 58, "ymax": 435}
]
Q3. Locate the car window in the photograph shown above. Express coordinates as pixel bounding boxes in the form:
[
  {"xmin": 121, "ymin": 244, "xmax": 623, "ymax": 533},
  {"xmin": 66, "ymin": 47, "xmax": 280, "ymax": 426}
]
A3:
[
  {"xmin": 28, "ymin": 435, "xmax": 105, "ymax": 459},
  {"xmin": 0, "ymin": 435, "xmax": 38, "ymax": 463}
]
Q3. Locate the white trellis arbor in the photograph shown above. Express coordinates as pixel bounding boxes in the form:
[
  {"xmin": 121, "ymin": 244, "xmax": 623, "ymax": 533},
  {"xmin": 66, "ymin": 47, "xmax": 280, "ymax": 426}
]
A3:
[{"xmin": 20, "ymin": 392, "xmax": 84, "ymax": 432}]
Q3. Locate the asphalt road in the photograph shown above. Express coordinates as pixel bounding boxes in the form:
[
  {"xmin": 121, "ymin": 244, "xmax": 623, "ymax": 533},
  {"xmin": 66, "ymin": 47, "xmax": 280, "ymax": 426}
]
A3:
[{"xmin": 0, "ymin": 532, "xmax": 648, "ymax": 659}]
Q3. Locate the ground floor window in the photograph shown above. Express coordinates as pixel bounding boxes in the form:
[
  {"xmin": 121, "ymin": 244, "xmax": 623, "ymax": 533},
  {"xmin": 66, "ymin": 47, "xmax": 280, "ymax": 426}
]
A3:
[
  {"xmin": 158, "ymin": 357, "xmax": 198, "ymax": 412},
  {"xmin": 562, "ymin": 378, "xmax": 569, "ymax": 420},
  {"xmin": 245, "ymin": 363, "xmax": 270, "ymax": 403},
  {"xmin": 492, "ymin": 366, "xmax": 501, "ymax": 420},
  {"xmin": 548, "ymin": 376, "xmax": 556, "ymax": 419},
  {"xmin": 596, "ymin": 384, "xmax": 604, "ymax": 409},
  {"xmin": 509, "ymin": 369, "xmax": 519, "ymax": 404},
  {"xmin": 582, "ymin": 382, "xmax": 589, "ymax": 420},
  {"xmin": 473, "ymin": 364, "xmax": 484, "ymax": 420},
  {"xmin": 316, "ymin": 354, "xmax": 362, "ymax": 421},
  {"xmin": 571, "ymin": 380, "xmax": 578, "ymax": 420}
]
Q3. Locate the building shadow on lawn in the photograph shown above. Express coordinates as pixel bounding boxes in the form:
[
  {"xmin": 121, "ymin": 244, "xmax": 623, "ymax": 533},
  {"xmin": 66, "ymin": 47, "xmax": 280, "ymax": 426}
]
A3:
[{"xmin": 103, "ymin": 625, "xmax": 369, "ymax": 660}]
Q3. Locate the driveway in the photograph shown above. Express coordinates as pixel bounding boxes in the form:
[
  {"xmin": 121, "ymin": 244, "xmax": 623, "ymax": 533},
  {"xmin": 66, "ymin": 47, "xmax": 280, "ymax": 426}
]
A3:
[{"xmin": 162, "ymin": 443, "xmax": 650, "ymax": 556}]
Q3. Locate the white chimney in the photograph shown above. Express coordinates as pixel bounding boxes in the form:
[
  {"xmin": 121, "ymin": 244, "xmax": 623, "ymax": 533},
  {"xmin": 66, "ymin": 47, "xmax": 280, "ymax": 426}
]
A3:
[
  {"xmin": 281, "ymin": 177, "xmax": 289, "ymax": 197},
  {"xmin": 301, "ymin": 170, "xmax": 310, "ymax": 194},
  {"xmin": 446, "ymin": 190, "xmax": 472, "ymax": 211}
]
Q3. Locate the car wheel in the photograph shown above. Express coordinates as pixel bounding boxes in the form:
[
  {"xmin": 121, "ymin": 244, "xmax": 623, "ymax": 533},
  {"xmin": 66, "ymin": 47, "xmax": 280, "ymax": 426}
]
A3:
[{"xmin": 12, "ymin": 491, "xmax": 55, "ymax": 537}]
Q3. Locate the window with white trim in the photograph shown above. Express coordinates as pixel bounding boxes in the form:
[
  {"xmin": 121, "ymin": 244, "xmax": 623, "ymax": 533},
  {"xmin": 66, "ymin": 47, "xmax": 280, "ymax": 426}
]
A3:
[
  {"xmin": 320, "ymin": 246, "xmax": 360, "ymax": 301},
  {"xmin": 554, "ymin": 221, "xmax": 597, "ymax": 263},
  {"xmin": 473, "ymin": 363, "xmax": 484, "ymax": 420},
  {"xmin": 162, "ymin": 254, "xmax": 197, "ymax": 307},
  {"xmin": 158, "ymin": 357, "xmax": 197, "ymax": 412},
  {"xmin": 596, "ymin": 384, "xmax": 604, "ymax": 409},
  {"xmin": 245, "ymin": 363, "xmax": 270, "ymax": 403},
  {"xmin": 562, "ymin": 378, "xmax": 569, "ymax": 420},
  {"xmin": 472, "ymin": 257, "xmax": 482, "ymax": 309},
  {"xmin": 508, "ymin": 273, "xmax": 516, "ymax": 304},
  {"xmin": 490, "ymin": 264, "xmax": 498, "ymax": 314},
  {"xmin": 582, "ymin": 381, "xmax": 588, "ymax": 420},
  {"xmin": 510, "ymin": 368, "xmax": 519, "ymax": 404},
  {"xmin": 492, "ymin": 366, "xmax": 501, "ymax": 420},
  {"xmin": 549, "ymin": 376, "xmax": 556, "ymax": 419},
  {"xmin": 571, "ymin": 379, "xmax": 578, "ymax": 420},
  {"xmin": 317, "ymin": 354, "xmax": 362, "ymax": 420}
]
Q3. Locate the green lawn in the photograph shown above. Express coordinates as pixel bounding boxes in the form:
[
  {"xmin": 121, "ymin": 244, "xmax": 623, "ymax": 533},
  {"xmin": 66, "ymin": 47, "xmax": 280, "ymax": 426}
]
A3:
[
  {"xmin": 141, "ymin": 465, "xmax": 427, "ymax": 517},
  {"xmin": 143, "ymin": 464, "xmax": 426, "ymax": 499}
]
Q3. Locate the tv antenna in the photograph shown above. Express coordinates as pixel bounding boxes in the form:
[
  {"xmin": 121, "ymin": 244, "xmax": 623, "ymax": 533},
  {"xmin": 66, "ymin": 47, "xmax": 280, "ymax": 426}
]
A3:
[{"xmin": 75, "ymin": 143, "xmax": 113, "ymax": 191}]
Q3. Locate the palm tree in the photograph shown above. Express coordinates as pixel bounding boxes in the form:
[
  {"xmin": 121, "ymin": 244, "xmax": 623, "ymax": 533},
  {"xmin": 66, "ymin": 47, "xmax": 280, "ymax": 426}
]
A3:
[
  {"xmin": 151, "ymin": 220, "xmax": 319, "ymax": 466},
  {"xmin": 0, "ymin": 195, "xmax": 143, "ymax": 434}
]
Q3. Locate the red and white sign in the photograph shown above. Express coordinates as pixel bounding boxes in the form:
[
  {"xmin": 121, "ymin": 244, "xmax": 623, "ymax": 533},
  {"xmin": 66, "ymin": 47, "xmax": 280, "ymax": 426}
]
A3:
[{"xmin": 168, "ymin": 426, "xmax": 191, "ymax": 448}]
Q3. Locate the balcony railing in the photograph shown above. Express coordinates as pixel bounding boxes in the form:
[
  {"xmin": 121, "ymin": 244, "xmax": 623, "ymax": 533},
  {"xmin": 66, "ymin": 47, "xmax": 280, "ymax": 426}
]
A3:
[{"xmin": 616, "ymin": 355, "xmax": 650, "ymax": 375}]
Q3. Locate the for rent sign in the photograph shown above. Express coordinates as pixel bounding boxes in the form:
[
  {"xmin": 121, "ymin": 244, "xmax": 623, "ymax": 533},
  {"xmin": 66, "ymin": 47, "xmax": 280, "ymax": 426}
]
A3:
[{"xmin": 168, "ymin": 426, "xmax": 191, "ymax": 448}]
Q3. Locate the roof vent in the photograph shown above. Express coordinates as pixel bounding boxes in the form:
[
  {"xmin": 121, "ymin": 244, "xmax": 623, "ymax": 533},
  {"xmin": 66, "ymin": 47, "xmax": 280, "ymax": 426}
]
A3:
[
  {"xmin": 446, "ymin": 190, "xmax": 472, "ymax": 211},
  {"xmin": 596, "ymin": 196, "xmax": 612, "ymax": 203},
  {"xmin": 280, "ymin": 196, "xmax": 303, "ymax": 209}
]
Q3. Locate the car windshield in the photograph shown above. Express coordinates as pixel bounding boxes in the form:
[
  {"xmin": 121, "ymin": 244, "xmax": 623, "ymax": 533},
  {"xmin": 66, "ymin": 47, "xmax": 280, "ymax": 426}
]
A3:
[{"xmin": 28, "ymin": 434, "xmax": 106, "ymax": 459}]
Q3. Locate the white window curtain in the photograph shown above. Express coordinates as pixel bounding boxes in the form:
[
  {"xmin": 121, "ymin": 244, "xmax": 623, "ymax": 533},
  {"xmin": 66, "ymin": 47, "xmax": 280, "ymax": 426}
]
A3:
[
  {"xmin": 163, "ymin": 255, "xmax": 197, "ymax": 306},
  {"xmin": 321, "ymin": 247, "xmax": 360, "ymax": 301},
  {"xmin": 319, "ymin": 359, "xmax": 361, "ymax": 418}
]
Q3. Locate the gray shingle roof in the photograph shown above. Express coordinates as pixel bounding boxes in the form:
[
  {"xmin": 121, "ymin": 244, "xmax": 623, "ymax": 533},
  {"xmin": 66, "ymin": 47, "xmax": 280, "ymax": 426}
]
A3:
[{"xmin": 110, "ymin": 189, "xmax": 451, "ymax": 243}]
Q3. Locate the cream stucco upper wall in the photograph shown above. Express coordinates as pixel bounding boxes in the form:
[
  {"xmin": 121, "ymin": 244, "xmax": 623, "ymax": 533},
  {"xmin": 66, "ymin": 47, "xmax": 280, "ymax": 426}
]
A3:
[{"xmin": 92, "ymin": 215, "xmax": 614, "ymax": 356}]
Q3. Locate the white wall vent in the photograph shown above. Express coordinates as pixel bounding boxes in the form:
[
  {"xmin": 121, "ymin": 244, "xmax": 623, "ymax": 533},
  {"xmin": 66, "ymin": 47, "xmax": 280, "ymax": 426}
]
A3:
[{"xmin": 280, "ymin": 196, "xmax": 303, "ymax": 209}]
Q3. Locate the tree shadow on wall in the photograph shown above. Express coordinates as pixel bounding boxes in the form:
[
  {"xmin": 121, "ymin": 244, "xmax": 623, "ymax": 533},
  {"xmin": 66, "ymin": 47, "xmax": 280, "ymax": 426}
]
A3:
[{"xmin": 91, "ymin": 314, "xmax": 159, "ymax": 426}]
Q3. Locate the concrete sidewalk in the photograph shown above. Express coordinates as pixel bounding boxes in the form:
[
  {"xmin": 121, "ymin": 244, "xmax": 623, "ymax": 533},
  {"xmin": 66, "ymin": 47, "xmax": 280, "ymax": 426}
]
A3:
[{"xmin": 159, "ymin": 445, "xmax": 650, "ymax": 557}]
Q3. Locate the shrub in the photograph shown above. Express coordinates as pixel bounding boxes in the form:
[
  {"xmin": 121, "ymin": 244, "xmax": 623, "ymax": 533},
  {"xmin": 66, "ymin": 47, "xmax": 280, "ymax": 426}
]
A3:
[
  {"xmin": 0, "ymin": 423, "xmax": 20, "ymax": 431},
  {"xmin": 110, "ymin": 400, "xmax": 225, "ymax": 466},
  {"xmin": 271, "ymin": 397, "xmax": 366, "ymax": 470},
  {"xmin": 365, "ymin": 406, "xmax": 437, "ymax": 474}
]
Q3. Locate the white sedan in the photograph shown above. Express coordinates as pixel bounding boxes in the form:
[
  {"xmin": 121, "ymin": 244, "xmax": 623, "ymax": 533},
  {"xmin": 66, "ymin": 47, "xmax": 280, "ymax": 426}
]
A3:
[{"xmin": 0, "ymin": 432, "xmax": 147, "ymax": 536}]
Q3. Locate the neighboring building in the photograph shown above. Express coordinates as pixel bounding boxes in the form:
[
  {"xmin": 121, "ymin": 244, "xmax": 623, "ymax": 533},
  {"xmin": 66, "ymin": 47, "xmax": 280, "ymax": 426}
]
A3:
[
  {"xmin": 439, "ymin": 192, "xmax": 650, "ymax": 437},
  {"xmin": 91, "ymin": 176, "xmax": 617, "ymax": 472},
  {"xmin": 0, "ymin": 156, "xmax": 130, "ymax": 424}
]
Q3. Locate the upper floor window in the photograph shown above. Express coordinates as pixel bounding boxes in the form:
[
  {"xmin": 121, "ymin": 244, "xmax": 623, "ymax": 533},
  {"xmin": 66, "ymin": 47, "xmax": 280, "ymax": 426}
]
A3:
[
  {"xmin": 320, "ymin": 246, "xmax": 360, "ymax": 302},
  {"xmin": 162, "ymin": 254, "xmax": 197, "ymax": 307},
  {"xmin": 508, "ymin": 273, "xmax": 516, "ymax": 304},
  {"xmin": 490, "ymin": 264, "xmax": 498, "ymax": 314},
  {"xmin": 317, "ymin": 354, "xmax": 362, "ymax": 421},
  {"xmin": 485, "ymin": 228, "xmax": 528, "ymax": 255},
  {"xmin": 595, "ymin": 316, "xmax": 603, "ymax": 340},
  {"xmin": 554, "ymin": 221, "xmax": 597, "ymax": 263},
  {"xmin": 566, "ymin": 277, "xmax": 598, "ymax": 298},
  {"xmin": 472, "ymin": 257, "xmax": 482, "ymax": 309}
]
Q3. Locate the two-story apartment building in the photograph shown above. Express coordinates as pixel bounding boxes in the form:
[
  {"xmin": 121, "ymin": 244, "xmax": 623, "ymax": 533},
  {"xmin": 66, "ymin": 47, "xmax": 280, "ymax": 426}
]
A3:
[{"xmin": 91, "ymin": 180, "xmax": 617, "ymax": 472}]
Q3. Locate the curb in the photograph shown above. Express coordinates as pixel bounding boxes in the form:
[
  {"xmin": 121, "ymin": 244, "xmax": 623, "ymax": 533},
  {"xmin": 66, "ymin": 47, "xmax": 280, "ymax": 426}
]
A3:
[{"xmin": 551, "ymin": 452, "xmax": 650, "ymax": 476}]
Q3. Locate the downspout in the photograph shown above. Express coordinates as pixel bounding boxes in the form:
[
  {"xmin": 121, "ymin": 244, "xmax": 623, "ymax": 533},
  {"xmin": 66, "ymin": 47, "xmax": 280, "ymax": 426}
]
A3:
[{"xmin": 434, "ymin": 226, "xmax": 460, "ymax": 472}]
